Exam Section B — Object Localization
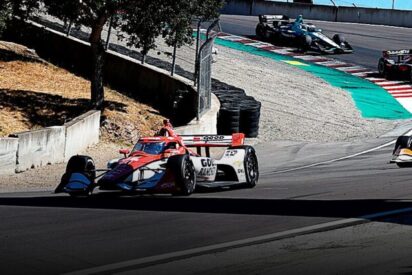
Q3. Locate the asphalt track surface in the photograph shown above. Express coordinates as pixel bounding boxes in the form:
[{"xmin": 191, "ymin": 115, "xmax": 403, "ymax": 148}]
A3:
[
  {"xmin": 3, "ymin": 17, "xmax": 412, "ymax": 274},
  {"xmin": 220, "ymin": 14, "xmax": 412, "ymax": 69},
  {"xmin": 3, "ymin": 136, "xmax": 412, "ymax": 274}
]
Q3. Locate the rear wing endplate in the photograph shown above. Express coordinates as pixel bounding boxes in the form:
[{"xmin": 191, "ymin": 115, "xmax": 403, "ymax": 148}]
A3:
[{"xmin": 180, "ymin": 133, "xmax": 245, "ymax": 147}]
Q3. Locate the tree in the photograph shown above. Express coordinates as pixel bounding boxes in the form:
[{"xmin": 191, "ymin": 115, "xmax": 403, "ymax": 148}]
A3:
[
  {"xmin": 0, "ymin": 0, "xmax": 40, "ymax": 35},
  {"xmin": 42, "ymin": 0, "xmax": 224, "ymax": 110}
]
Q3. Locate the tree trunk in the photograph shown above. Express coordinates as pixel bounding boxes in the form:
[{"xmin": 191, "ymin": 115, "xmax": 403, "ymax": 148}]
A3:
[{"xmin": 89, "ymin": 15, "xmax": 108, "ymax": 110}]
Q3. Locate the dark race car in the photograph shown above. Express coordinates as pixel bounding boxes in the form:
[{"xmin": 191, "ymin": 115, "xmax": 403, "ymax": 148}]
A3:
[
  {"xmin": 255, "ymin": 14, "xmax": 353, "ymax": 54},
  {"xmin": 378, "ymin": 49, "xmax": 412, "ymax": 82},
  {"xmin": 390, "ymin": 135, "xmax": 412, "ymax": 168},
  {"xmin": 55, "ymin": 120, "xmax": 259, "ymax": 197}
]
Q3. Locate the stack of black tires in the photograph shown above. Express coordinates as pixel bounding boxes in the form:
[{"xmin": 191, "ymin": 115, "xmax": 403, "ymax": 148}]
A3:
[{"xmin": 213, "ymin": 89, "xmax": 261, "ymax": 138}]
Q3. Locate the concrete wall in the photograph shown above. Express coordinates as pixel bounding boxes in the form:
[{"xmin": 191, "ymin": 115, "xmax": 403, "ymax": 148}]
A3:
[
  {"xmin": 64, "ymin": 110, "xmax": 100, "ymax": 161},
  {"xmin": 13, "ymin": 126, "xmax": 66, "ymax": 172},
  {"xmin": 251, "ymin": 1, "xmax": 338, "ymax": 22},
  {"xmin": 0, "ymin": 138, "xmax": 18, "ymax": 175},
  {"xmin": 0, "ymin": 111, "xmax": 101, "ymax": 175},
  {"xmin": 175, "ymin": 94, "xmax": 220, "ymax": 135},
  {"xmin": 105, "ymin": 50, "xmax": 197, "ymax": 124},
  {"xmin": 337, "ymin": 6, "xmax": 412, "ymax": 26},
  {"xmin": 222, "ymin": 0, "xmax": 412, "ymax": 28}
]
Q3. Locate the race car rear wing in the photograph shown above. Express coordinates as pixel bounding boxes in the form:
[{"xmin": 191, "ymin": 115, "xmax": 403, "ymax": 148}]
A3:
[
  {"xmin": 259, "ymin": 15, "xmax": 290, "ymax": 25},
  {"xmin": 180, "ymin": 133, "xmax": 245, "ymax": 148},
  {"xmin": 383, "ymin": 49, "xmax": 412, "ymax": 57},
  {"xmin": 383, "ymin": 49, "xmax": 412, "ymax": 63}
]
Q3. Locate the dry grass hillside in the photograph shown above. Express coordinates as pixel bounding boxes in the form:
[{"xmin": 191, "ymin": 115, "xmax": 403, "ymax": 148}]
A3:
[{"xmin": 0, "ymin": 40, "xmax": 165, "ymax": 144}]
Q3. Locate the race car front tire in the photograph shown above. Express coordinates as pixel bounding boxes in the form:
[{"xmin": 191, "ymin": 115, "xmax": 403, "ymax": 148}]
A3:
[
  {"xmin": 168, "ymin": 155, "xmax": 196, "ymax": 196},
  {"xmin": 55, "ymin": 155, "xmax": 96, "ymax": 195},
  {"xmin": 230, "ymin": 146, "xmax": 259, "ymax": 188}
]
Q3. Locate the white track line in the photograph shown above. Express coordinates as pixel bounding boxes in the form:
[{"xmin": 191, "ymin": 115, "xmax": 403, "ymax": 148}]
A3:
[
  {"xmin": 63, "ymin": 206, "xmax": 412, "ymax": 275},
  {"xmin": 270, "ymin": 128, "xmax": 412, "ymax": 175}
]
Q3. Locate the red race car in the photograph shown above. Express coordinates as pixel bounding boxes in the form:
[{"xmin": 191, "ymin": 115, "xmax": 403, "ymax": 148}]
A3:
[
  {"xmin": 55, "ymin": 120, "xmax": 259, "ymax": 196},
  {"xmin": 378, "ymin": 49, "xmax": 412, "ymax": 82}
]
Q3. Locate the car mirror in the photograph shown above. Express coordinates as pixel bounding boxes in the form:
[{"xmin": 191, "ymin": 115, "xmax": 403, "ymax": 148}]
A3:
[{"xmin": 119, "ymin": 149, "xmax": 130, "ymax": 157}]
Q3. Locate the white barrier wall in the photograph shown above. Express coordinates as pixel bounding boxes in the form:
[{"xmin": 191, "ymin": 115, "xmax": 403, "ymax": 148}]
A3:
[
  {"xmin": 14, "ymin": 126, "xmax": 66, "ymax": 172},
  {"xmin": 64, "ymin": 110, "xmax": 100, "ymax": 161},
  {"xmin": 222, "ymin": 0, "xmax": 412, "ymax": 28},
  {"xmin": 0, "ymin": 138, "xmax": 18, "ymax": 175},
  {"xmin": 0, "ymin": 111, "xmax": 101, "ymax": 175}
]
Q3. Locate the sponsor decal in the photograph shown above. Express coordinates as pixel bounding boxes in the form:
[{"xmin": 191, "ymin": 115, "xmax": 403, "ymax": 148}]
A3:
[
  {"xmin": 225, "ymin": 150, "xmax": 238, "ymax": 157},
  {"xmin": 233, "ymin": 160, "xmax": 243, "ymax": 167},
  {"xmin": 202, "ymin": 135, "xmax": 224, "ymax": 141},
  {"xmin": 199, "ymin": 167, "xmax": 217, "ymax": 177},
  {"xmin": 199, "ymin": 158, "xmax": 216, "ymax": 177},
  {"xmin": 387, "ymin": 49, "xmax": 411, "ymax": 55},
  {"xmin": 201, "ymin": 159, "xmax": 214, "ymax": 167},
  {"xmin": 160, "ymin": 182, "xmax": 175, "ymax": 189}
]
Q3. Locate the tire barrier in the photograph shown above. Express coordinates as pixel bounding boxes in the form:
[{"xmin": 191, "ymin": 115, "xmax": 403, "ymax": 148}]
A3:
[{"xmin": 213, "ymin": 89, "xmax": 261, "ymax": 138}]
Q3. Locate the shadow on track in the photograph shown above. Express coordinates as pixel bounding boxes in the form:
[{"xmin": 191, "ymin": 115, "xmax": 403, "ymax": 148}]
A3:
[{"xmin": 1, "ymin": 194, "xmax": 412, "ymax": 225}]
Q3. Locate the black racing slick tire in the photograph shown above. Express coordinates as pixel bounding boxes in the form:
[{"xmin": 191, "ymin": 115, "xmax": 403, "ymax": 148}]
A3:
[
  {"xmin": 301, "ymin": 35, "xmax": 312, "ymax": 51},
  {"xmin": 333, "ymin": 34, "xmax": 345, "ymax": 45},
  {"xmin": 231, "ymin": 146, "xmax": 259, "ymax": 188},
  {"xmin": 378, "ymin": 58, "xmax": 387, "ymax": 77},
  {"xmin": 54, "ymin": 155, "xmax": 96, "ymax": 194},
  {"xmin": 410, "ymin": 67, "xmax": 412, "ymax": 84},
  {"xmin": 396, "ymin": 162, "xmax": 412, "ymax": 168},
  {"xmin": 393, "ymin": 136, "xmax": 412, "ymax": 154},
  {"xmin": 256, "ymin": 24, "xmax": 265, "ymax": 40},
  {"xmin": 168, "ymin": 155, "xmax": 196, "ymax": 196}
]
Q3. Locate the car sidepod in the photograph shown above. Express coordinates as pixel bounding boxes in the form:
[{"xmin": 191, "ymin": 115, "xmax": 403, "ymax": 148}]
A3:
[
  {"xmin": 98, "ymin": 159, "xmax": 174, "ymax": 192},
  {"xmin": 191, "ymin": 157, "xmax": 218, "ymax": 182}
]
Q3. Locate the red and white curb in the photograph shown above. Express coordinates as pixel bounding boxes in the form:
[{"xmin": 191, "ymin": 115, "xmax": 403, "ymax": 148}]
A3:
[{"xmin": 215, "ymin": 31, "xmax": 412, "ymax": 114}]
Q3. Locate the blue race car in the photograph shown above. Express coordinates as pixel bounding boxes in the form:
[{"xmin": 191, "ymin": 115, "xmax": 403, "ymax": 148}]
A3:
[{"xmin": 256, "ymin": 14, "xmax": 353, "ymax": 54}]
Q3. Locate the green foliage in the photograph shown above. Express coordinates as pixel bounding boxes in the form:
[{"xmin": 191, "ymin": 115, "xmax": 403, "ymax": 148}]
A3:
[
  {"xmin": 43, "ymin": 0, "xmax": 224, "ymax": 53},
  {"xmin": 40, "ymin": 0, "xmax": 223, "ymax": 108},
  {"xmin": 0, "ymin": 0, "xmax": 41, "ymax": 35}
]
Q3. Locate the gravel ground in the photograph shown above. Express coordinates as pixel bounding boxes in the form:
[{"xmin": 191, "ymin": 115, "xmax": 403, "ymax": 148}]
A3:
[{"xmin": 0, "ymin": 15, "xmax": 403, "ymax": 192}]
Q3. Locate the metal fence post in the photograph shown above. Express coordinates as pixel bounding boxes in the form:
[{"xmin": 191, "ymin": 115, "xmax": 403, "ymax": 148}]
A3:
[
  {"xmin": 171, "ymin": 42, "xmax": 177, "ymax": 76},
  {"xmin": 194, "ymin": 20, "xmax": 201, "ymax": 86},
  {"xmin": 66, "ymin": 20, "xmax": 73, "ymax": 37}
]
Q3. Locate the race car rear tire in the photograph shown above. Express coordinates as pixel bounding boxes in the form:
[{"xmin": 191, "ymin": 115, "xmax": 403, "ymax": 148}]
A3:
[
  {"xmin": 168, "ymin": 155, "xmax": 196, "ymax": 196},
  {"xmin": 255, "ymin": 24, "xmax": 265, "ymax": 40},
  {"xmin": 230, "ymin": 146, "xmax": 259, "ymax": 188},
  {"xmin": 333, "ymin": 34, "xmax": 345, "ymax": 45},
  {"xmin": 378, "ymin": 58, "xmax": 387, "ymax": 77},
  {"xmin": 301, "ymin": 35, "xmax": 312, "ymax": 51},
  {"xmin": 410, "ymin": 67, "xmax": 412, "ymax": 83},
  {"xmin": 393, "ymin": 136, "xmax": 412, "ymax": 154}
]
